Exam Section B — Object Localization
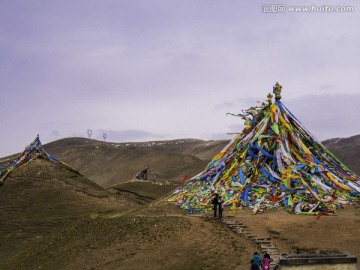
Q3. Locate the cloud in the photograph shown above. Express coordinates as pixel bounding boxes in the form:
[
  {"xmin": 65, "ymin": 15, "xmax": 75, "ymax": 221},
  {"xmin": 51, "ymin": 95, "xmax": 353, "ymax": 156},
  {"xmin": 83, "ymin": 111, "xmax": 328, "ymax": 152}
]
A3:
[
  {"xmin": 212, "ymin": 93, "xmax": 360, "ymax": 142},
  {"xmin": 285, "ymin": 94, "xmax": 360, "ymax": 140},
  {"xmin": 228, "ymin": 124, "xmax": 244, "ymax": 132},
  {"xmin": 1, "ymin": 0, "xmax": 360, "ymax": 157},
  {"xmin": 213, "ymin": 97, "xmax": 266, "ymax": 111},
  {"xmin": 213, "ymin": 93, "xmax": 360, "ymax": 140},
  {"xmin": 49, "ymin": 130, "xmax": 60, "ymax": 137},
  {"xmin": 209, "ymin": 133, "xmax": 233, "ymax": 141}
]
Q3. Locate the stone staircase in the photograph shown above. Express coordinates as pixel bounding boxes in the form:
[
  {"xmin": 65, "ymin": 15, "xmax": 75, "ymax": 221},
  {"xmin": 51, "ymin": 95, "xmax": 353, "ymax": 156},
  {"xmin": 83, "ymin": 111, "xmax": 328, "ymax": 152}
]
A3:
[{"xmin": 221, "ymin": 218, "xmax": 280, "ymax": 270}]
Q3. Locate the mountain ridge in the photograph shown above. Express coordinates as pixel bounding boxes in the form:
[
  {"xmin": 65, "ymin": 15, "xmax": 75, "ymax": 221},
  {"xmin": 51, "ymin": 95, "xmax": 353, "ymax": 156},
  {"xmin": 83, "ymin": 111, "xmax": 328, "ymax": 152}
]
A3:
[{"xmin": 1, "ymin": 135, "xmax": 359, "ymax": 188}]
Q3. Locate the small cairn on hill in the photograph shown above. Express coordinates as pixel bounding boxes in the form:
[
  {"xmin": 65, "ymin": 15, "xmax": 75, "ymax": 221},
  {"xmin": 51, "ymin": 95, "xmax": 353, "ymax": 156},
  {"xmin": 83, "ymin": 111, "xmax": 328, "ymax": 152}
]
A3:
[{"xmin": 0, "ymin": 135, "xmax": 71, "ymax": 185}]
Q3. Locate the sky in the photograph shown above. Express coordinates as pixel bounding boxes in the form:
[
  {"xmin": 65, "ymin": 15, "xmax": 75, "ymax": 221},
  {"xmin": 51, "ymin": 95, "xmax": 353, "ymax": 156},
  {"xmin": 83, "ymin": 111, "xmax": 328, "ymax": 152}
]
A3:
[{"xmin": 1, "ymin": 0, "xmax": 360, "ymax": 157}]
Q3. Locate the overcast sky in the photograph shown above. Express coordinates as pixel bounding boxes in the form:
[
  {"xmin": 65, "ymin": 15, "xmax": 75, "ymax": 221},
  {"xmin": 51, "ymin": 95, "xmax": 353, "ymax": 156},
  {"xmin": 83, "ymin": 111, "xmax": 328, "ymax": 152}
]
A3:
[{"xmin": 1, "ymin": 0, "xmax": 360, "ymax": 157}]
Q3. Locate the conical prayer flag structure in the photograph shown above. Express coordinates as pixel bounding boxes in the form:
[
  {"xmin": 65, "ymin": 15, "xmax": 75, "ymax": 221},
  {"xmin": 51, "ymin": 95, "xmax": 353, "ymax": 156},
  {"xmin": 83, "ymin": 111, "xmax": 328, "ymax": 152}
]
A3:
[
  {"xmin": 167, "ymin": 83, "xmax": 360, "ymax": 215},
  {"xmin": 0, "ymin": 135, "xmax": 60, "ymax": 185}
]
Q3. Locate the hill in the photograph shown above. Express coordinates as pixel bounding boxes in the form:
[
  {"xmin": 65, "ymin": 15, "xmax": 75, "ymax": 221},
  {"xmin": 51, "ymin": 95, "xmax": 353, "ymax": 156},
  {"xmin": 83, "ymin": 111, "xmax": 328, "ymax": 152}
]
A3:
[
  {"xmin": 0, "ymin": 201, "xmax": 256, "ymax": 270},
  {"xmin": 42, "ymin": 137, "xmax": 228, "ymax": 187},
  {"xmin": 44, "ymin": 135, "xmax": 360, "ymax": 184},
  {"xmin": 0, "ymin": 154, "xmax": 255, "ymax": 269},
  {"xmin": 108, "ymin": 180, "xmax": 179, "ymax": 204},
  {"xmin": 2, "ymin": 200, "xmax": 360, "ymax": 270},
  {"xmin": 1, "ymin": 135, "xmax": 358, "ymax": 201},
  {"xmin": 322, "ymin": 134, "xmax": 360, "ymax": 175},
  {"xmin": 0, "ymin": 136, "xmax": 359, "ymax": 269},
  {"xmin": 0, "ymin": 159, "xmax": 127, "ymax": 262}
]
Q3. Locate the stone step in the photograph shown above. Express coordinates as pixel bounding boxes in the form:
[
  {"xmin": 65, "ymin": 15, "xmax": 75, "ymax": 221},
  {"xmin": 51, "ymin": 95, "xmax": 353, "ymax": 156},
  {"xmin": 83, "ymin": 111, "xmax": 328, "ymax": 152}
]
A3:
[
  {"xmin": 228, "ymin": 224, "xmax": 240, "ymax": 228},
  {"xmin": 256, "ymin": 241, "xmax": 272, "ymax": 245},
  {"xmin": 262, "ymin": 249, "xmax": 278, "ymax": 254},
  {"xmin": 221, "ymin": 218, "xmax": 280, "ymax": 269},
  {"xmin": 230, "ymin": 227, "xmax": 245, "ymax": 232},
  {"xmin": 231, "ymin": 227, "xmax": 247, "ymax": 231},
  {"xmin": 261, "ymin": 248, "xmax": 279, "ymax": 254},
  {"xmin": 261, "ymin": 247, "xmax": 277, "ymax": 252},
  {"xmin": 222, "ymin": 220, "xmax": 237, "ymax": 224},
  {"xmin": 256, "ymin": 238, "xmax": 272, "ymax": 242},
  {"xmin": 229, "ymin": 225, "xmax": 243, "ymax": 229},
  {"xmin": 266, "ymin": 248, "xmax": 280, "ymax": 252},
  {"xmin": 243, "ymin": 234, "xmax": 256, "ymax": 239},
  {"xmin": 261, "ymin": 245, "xmax": 276, "ymax": 249},
  {"xmin": 253, "ymin": 237, "xmax": 272, "ymax": 241},
  {"xmin": 229, "ymin": 224, "xmax": 247, "ymax": 228},
  {"xmin": 268, "ymin": 254, "xmax": 280, "ymax": 258},
  {"xmin": 259, "ymin": 243, "xmax": 275, "ymax": 246}
]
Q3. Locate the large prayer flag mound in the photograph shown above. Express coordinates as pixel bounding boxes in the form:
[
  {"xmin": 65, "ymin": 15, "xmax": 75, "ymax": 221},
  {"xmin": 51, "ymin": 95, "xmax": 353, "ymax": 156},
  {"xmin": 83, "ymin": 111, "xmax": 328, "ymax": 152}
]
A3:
[{"xmin": 167, "ymin": 83, "xmax": 360, "ymax": 215}]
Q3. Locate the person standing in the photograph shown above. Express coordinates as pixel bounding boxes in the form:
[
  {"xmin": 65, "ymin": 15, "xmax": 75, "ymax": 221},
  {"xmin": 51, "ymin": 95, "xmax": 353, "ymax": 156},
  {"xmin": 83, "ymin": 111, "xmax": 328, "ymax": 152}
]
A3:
[
  {"xmin": 253, "ymin": 252, "xmax": 263, "ymax": 269},
  {"xmin": 262, "ymin": 253, "xmax": 273, "ymax": 270},
  {"xmin": 249, "ymin": 260, "xmax": 260, "ymax": 270},
  {"xmin": 218, "ymin": 196, "xmax": 224, "ymax": 219},
  {"xmin": 211, "ymin": 194, "xmax": 219, "ymax": 218}
]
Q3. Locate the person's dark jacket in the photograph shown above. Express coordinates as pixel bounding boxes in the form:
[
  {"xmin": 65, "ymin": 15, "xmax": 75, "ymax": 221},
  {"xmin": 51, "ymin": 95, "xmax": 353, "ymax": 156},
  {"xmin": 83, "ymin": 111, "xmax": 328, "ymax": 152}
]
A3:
[{"xmin": 211, "ymin": 197, "xmax": 219, "ymax": 206}]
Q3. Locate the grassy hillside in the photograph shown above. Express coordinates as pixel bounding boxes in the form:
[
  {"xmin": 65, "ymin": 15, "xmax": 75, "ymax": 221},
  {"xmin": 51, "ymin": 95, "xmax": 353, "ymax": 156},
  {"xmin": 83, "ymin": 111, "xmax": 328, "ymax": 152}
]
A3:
[
  {"xmin": 0, "ymin": 157, "xmax": 253, "ymax": 269},
  {"xmin": 323, "ymin": 134, "xmax": 360, "ymax": 175},
  {"xmin": 0, "ymin": 202, "xmax": 254, "ymax": 270},
  {"xmin": 108, "ymin": 180, "xmax": 179, "ymax": 204},
  {"xmin": 0, "ymin": 136, "xmax": 359, "ymax": 270},
  {"xmin": 0, "ymin": 159, "xmax": 127, "ymax": 262},
  {"xmin": 42, "ymin": 137, "xmax": 228, "ymax": 187},
  {"xmin": 1, "ymin": 135, "xmax": 358, "ymax": 200}
]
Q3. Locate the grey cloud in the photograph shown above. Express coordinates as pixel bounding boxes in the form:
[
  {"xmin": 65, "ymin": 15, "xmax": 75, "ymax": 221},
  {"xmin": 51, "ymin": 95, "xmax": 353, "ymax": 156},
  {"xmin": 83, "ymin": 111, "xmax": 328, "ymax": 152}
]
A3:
[
  {"xmin": 49, "ymin": 130, "xmax": 60, "ymax": 137},
  {"xmin": 285, "ymin": 94, "xmax": 360, "ymax": 140},
  {"xmin": 1, "ymin": 0, "xmax": 360, "ymax": 157},
  {"xmin": 213, "ymin": 97, "xmax": 270, "ymax": 111},
  {"xmin": 212, "ymin": 101, "xmax": 239, "ymax": 111},
  {"xmin": 319, "ymin": 84, "xmax": 337, "ymax": 91},
  {"xmin": 228, "ymin": 125, "xmax": 244, "ymax": 133},
  {"xmin": 210, "ymin": 133, "xmax": 233, "ymax": 141},
  {"xmin": 211, "ymin": 93, "xmax": 360, "ymax": 142}
]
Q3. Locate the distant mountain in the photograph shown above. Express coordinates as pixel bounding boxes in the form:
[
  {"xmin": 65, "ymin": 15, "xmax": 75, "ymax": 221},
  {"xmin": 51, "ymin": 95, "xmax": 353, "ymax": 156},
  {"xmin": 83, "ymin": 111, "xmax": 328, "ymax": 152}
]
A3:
[
  {"xmin": 42, "ymin": 137, "xmax": 228, "ymax": 187},
  {"xmin": 1, "ymin": 135, "xmax": 358, "ymax": 189},
  {"xmin": 322, "ymin": 134, "xmax": 360, "ymax": 175}
]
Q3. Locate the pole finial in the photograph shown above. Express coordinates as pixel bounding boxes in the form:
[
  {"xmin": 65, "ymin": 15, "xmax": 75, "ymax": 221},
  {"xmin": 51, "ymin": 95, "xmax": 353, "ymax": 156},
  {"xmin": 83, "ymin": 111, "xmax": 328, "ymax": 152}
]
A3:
[
  {"xmin": 273, "ymin": 82, "xmax": 282, "ymax": 101},
  {"xmin": 267, "ymin": 93, "xmax": 273, "ymax": 104}
]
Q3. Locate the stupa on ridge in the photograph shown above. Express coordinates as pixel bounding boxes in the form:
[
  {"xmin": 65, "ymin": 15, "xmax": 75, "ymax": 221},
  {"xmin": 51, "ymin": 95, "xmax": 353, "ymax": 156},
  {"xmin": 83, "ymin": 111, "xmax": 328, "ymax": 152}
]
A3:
[
  {"xmin": 167, "ymin": 83, "xmax": 360, "ymax": 215},
  {"xmin": 0, "ymin": 135, "xmax": 61, "ymax": 185}
]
